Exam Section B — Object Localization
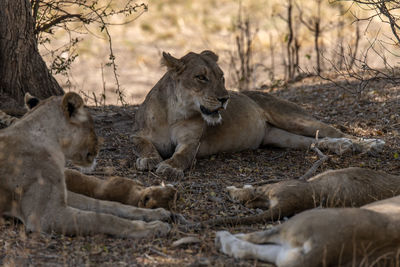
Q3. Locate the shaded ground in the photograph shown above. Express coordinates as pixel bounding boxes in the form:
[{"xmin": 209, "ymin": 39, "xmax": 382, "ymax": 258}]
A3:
[{"xmin": 1, "ymin": 78, "xmax": 399, "ymax": 266}]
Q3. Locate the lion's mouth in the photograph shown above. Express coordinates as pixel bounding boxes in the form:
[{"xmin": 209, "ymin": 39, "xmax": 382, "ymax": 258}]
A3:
[{"xmin": 200, "ymin": 105, "xmax": 221, "ymax": 116}]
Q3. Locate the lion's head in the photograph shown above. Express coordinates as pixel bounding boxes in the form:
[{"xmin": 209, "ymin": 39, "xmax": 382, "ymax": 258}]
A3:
[
  {"xmin": 137, "ymin": 183, "xmax": 178, "ymax": 210},
  {"xmin": 58, "ymin": 92, "xmax": 99, "ymax": 168},
  {"xmin": 1, "ymin": 92, "xmax": 98, "ymax": 168},
  {"xmin": 162, "ymin": 50, "xmax": 229, "ymax": 125}
]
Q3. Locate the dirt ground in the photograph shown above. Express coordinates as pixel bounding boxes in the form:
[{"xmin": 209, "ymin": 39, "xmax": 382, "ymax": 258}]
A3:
[{"xmin": 1, "ymin": 77, "xmax": 399, "ymax": 266}]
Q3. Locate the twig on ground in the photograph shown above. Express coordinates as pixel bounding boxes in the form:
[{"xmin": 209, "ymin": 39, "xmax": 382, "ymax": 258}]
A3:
[
  {"xmin": 148, "ymin": 247, "xmax": 171, "ymax": 258},
  {"xmin": 188, "ymin": 124, "xmax": 205, "ymax": 177},
  {"xmin": 299, "ymin": 145, "xmax": 329, "ymax": 181},
  {"xmin": 226, "ymin": 195, "xmax": 257, "ymax": 215}
]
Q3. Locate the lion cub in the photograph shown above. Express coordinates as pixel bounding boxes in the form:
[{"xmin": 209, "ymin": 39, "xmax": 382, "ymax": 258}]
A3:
[
  {"xmin": 0, "ymin": 92, "xmax": 171, "ymax": 238},
  {"xmin": 132, "ymin": 50, "xmax": 384, "ymax": 179}
]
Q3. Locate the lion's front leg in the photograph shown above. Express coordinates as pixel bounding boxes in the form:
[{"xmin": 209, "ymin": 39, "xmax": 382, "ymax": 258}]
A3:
[
  {"xmin": 21, "ymin": 181, "xmax": 170, "ymax": 238},
  {"xmin": 155, "ymin": 121, "xmax": 203, "ymax": 179},
  {"xmin": 65, "ymin": 169, "xmax": 178, "ymax": 210},
  {"xmin": 156, "ymin": 143, "xmax": 199, "ymax": 179},
  {"xmin": 226, "ymin": 185, "xmax": 270, "ymax": 209},
  {"xmin": 132, "ymin": 135, "xmax": 163, "ymax": 171},
  {"xmin": 66, "ymin": 191, "xmax": 172, "ymax": 222}
]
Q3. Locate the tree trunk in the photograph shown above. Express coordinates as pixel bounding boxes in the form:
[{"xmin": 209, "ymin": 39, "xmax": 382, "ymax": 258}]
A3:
[{"xmin": 0, "ymin": 0, "xmax": 63, "ymax": 110}]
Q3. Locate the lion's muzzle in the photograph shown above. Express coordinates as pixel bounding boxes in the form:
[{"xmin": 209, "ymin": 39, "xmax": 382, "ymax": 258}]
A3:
[{"xmin": 200, "ymin": 105, "xmax": 221, "ymax": 116}]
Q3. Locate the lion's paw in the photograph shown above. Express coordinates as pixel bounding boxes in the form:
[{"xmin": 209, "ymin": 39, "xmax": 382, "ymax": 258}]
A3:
[
  {"xmin": 143, "ymin": 208, "xmax": 171, "ymax": 222},
  {"xmin": 156, "ymin": 162, "xmax": 184, "ymax": 180},
  {"xmin": 226, "ymin": 185, "xmax": 255, "ymax": 203},
  {"xmin": 215, "ymin": 231, "xmax": 242, "ymax": 257},
  {"xmin": 317, "ymin": 137, "xmax": 353, "ymax": 155},
  {"xmin": 352, "ymin": 138, "xmax": 385, "ymax": 155},
  {"xmin": 136, "ymin": 157, "xmax": 161, "ymax": 171},
  {"xmin": 147, "ymin": 221, "xmax": 171, "ymax": 237}
]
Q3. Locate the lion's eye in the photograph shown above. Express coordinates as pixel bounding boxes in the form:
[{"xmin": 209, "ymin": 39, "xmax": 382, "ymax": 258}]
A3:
[
  {"xmin": 196, "ymin": 75, "xmax": 208, "ymax": 82},
  {"xmin": 143, "ymin": 195, "xmax": 150, "ymax": 205}
]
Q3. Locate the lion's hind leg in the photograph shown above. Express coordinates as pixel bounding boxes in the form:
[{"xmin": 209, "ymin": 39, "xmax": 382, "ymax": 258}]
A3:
[
  {"xmin": 262, "ymin": 126, "xmax": 378, "ymax": 155},
  {"xmin": 317, "ymin": 136, "xmax": 385, "ymax": 155},
  {"xmin": 262, "ymin": 126, "xmax": 353, "ymax": 155},
  {"xmin": 215, "ymin": 230, "xmax": 303, "ymax": 267},
  {"xmin": 244, "ymin": 91, "xmax": 346, "ymax": 138},
  {"xmin": 234, "ymin": 228, "xmax": 281, "ymax": 244},
  {"xmin": 262, "ymin": 126, "xmax": 316, "ymax": 149},
  {"xmin": 351, "ymin": 138, "xmax": 385, "ymax": 155},
  {"xmin": 248, "ymin": 91, "xmax": 385, "ymax": 154}
]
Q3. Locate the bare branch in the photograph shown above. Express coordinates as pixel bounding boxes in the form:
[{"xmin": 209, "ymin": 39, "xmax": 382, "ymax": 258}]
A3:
[
  {"xmin": 299, "ymin": 145, "xmax": 329, "ymax": 181},
  {"xmin": 31, "ymin": 0, "xmax": 147, "ymax": 105},
  {"xmin": 35, "ymin": 13, "xmax": 83, "ymax": 33}
]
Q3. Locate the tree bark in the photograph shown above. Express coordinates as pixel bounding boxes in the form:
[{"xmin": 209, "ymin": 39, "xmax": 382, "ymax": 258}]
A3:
[{"xmin": 0, "ymin": 0, "xmax": 63, "ymax": 110}]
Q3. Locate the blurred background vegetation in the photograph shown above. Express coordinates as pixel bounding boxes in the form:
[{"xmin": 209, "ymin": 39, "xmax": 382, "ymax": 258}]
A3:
[{"xmin": 36, "ymin": 0, "xmax": 400, "ymax": 105}]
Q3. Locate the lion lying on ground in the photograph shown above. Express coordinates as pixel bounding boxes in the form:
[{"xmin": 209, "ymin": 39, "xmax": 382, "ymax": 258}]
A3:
[
  {"xmin": 0, "ymin": 93, "xmax": 178, "ymax": 210},
  {"xmin": 216, "ymin": 168, "xmax": 400, "ymax": 266},
  {"xmin": 132, "ymin": 50, "xmax": 384, "ymax": 179},
  {"xmin": 203, "ymin": 167, "xmax": 400, "ymax": 226},
  {"xmin": 0, "ymin": 92, "xmax": 173, "ymax": 238},
  {"xmin": 216, "ymin": 185, "xmax": 400, "ymax": 266}
]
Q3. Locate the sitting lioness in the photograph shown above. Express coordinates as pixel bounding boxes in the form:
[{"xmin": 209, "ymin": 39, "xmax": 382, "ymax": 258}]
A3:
[
  {"xmin": 132, "ymin": 50, "xmax": 384, "ymax": 179},
  {"xmin": 0, "ymin": 92, "xmax": 171, "ymax": 238}
]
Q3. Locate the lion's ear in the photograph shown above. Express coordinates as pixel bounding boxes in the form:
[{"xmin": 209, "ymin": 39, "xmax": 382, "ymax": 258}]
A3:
[
  {"xmin": 201, "ymin": 50, "xmax": 218, "ymax": 62},
  {"xmin": 61, "ymin": 92, "xmax": 85, "ymax": 122},
  {"xmin": 24, "ymin": 92, "xmax": 40, "ymax": 110},
  {"xmin": 161, "ymin": 52, "xmax": 185, "ymax": 73}
]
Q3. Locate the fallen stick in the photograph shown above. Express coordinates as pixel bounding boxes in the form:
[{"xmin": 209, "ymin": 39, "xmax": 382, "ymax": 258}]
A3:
[{"xmin": 299, "ymin": 145, "xmax": 329, "ymax": 181}]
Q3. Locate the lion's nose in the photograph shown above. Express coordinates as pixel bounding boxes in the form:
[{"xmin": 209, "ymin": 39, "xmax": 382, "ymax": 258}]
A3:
[
  {"xmin": 86, "ymin": 152, "xmax": 95, "ymax": 162},
  {"xmin": 218, "ymin": 97, "xmax": 229, "ymax": 105}
]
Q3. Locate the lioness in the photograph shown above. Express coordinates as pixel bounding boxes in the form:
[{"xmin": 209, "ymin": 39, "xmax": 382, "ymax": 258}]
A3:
[
  {"xmin": 216, "ymin": 168, "xmax": 400, "ymax": 265},
  {"xmin": 210, "ymin": 167, "xmax": 400, "ymax": 225},
  {"xmin": 216, "ymin": 194, "xmax": 400, "ymax": 266},
  {"xmin": 0, "ymin": 92, "xmax": 171, "ymax": 238},
  {"xmin": 133, "ymin": 50, "xmax": 384, "ymax": 179},
  {"xmin": 0, "ymin": 93, "xmax": 178, "ymax": 210}
]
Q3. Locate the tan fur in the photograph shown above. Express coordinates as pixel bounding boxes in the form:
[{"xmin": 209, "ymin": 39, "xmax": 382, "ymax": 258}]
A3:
[
  {"xmin": 228, "ymin": 167, "xmax": 400, "ymax": 220},
  {"xmin": 217, "ymin": 195, "xmax": 400, "ymax": 266},
  {"xmin": 64, "ymin": 169, "xmax": 177, "ymax": 210},
  {"xmin": 217, "ymin": 168, "xmax": 400, "ymax": 265},
  {"xmin": 0, "ymin": 93, "xmax": 171, "ymax": 238},
  {"xmin": 0, "ymin": 93, "xmax": 178, "ymax": 211},
  {"xmin": 133, "ymin": 51, "xmax": 384, "ymax": 179}
]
